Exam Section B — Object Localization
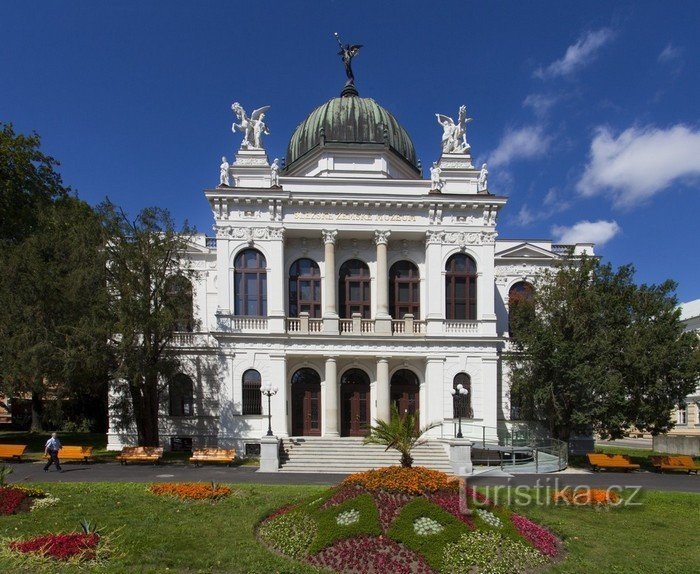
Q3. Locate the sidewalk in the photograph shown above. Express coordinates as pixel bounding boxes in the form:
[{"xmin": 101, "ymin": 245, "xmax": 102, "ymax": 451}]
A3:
[{"xmin": 3, "ymin": 460, "xmax": 699, "ymax": 492}]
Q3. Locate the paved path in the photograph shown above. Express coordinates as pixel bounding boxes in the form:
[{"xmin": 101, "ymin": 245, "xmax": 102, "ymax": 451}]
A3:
[{"xmin": 3, "ymin": 461, "xmax": 698, "ymax": 492}]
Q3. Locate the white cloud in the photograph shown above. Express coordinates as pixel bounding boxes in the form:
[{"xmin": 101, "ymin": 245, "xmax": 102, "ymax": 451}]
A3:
[
  {"xmin": 577, "ymin": 124, "xmax": 700, "ymax": 206},
  {"xmin": 535, "ymin": 28, "xmax": 615, "ymax": 79},
  {"xmin": 552, "ymin": 220, "xmax": 621, "ymax": 246},
  {"xmin": 488, "ymin": 125, "xmax": 551, "ymax": 168},
  {"xmin": 658, "ymin": 43, "xmax": 683, "ymax": 64},
  {"xmin": 523, "ymin": 93, "xmax": 559, "ymax": 117},
  {"xmin": 517, "ymin": 205, "xmax": 536, "ymax": 226}
]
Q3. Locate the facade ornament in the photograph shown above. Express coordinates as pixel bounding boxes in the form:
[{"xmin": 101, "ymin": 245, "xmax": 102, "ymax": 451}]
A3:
[
  {"xmin": 480, "ymin": 231, "xmax": 497, "ymax": 245},
  {"xmin": 268, "ymin": 227, "xmax": 285, "ymax": 240},
  {"xmin": 219, "ymin": 156, "xmax": 230, "ymax": 187},
  {"xmin": 334, "ymin": 33, "xmax": 362, "ymax": 90},
  {"xmin": 270, "ymin": 158, "xmax": 280, "ymax": 187},
  {"xmin": 425, "ymin": 230, "xmax": 445, "ymax": 245},
  {"xmin": 430, "ymin": 162, "xmax": 444, "ymax": 192},
  {"xmin": 321, "ymin": 229, "xmax": 338, "ymax": 245},
  {"xmin": 436, "ymin": 105, "xmax": 473, "ymax": 154},
  {"xmin": 477, "ymin": 163, "xmax": 489, "ymax": 193},
  {"xmin": 374, "ymin": 230, "xmax": 391, "ymax": 245},
  {"xmin": 231, "ymin": 102, "xmax": 271, "ymax": 150}
]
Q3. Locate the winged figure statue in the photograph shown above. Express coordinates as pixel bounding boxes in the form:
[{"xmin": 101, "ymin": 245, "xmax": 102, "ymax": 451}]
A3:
[
  {"xmin": 436, "ymin": 105, "xmax": 473, "ymax": 154},
  {"xmin": 335, "ymin": 33, "xmax": 362, "ymax": 86},
  {"xmin": 231, "ymin": 102, "xmax": 271, "ymax": 150}
]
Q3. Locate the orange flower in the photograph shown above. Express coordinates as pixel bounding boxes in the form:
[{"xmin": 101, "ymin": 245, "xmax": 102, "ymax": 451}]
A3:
[
  {"xmin": 149, "ymin": 482, "xmax": 231, "ymax": 500},
  {"xmin": 552, "ymin": 487, "xmax": 620, "ymax": 506},
  {"xmin": 342, "ymin": 467, "xmax": 458, "ymax": 495}
]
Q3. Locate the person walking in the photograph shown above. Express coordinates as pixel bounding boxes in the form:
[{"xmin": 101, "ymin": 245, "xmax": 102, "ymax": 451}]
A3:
[{"xmin": 43, "ymin": 432, "xmax": 62, "ymax": 472}]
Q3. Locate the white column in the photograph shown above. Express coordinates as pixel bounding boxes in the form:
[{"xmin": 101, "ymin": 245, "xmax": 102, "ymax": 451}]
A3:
[
  {"xmin": 216, "ymin": 236, "xmax": 232, "ymax": 315},
  {"xmin": 376, "ymin": 357, "xmax": 390, "ymax": 422},
  {"xmin": 322, "ymin": 230, "xmax": 339, "ymax": 335},
  {"xmin": 481, "ymin": 356, "xmax": 499, "ymax": 440},
  {"xmin": 268, "ymin": 354, "xmax": 288, "ymax": 437},
  {"xmin": 324, "ymin": 356, "xmax": 339, "ymax": 436},
  {"xmin": 425, "ymin": 231, "xmax": 444, "ymax": 335},
  {"xmin": 267, "ymin": 229, "xmax": 286, "ymax": 333},
  {"xmin": 478, "ymin": 241, "xmax": 497, "ymax": 336},
  {"xmin": 425, "ymin": 355, "xmax": 445, "ymax": 437},
  {"xmin": 374, "ymin": 231, "xmax": 391, "ymax": 319}
]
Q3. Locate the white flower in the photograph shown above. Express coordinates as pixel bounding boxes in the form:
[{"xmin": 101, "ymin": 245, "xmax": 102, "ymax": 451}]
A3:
[
  {"xmin": 476, "ymin": 508, "xmax": 502, "ymax": 529},
  {"xmin": 336, "ymin": 509, "xmax": 360, "ymax": 526},
  {"xmin": 413, "ymin": 516, "xmax": 444, "ymax": 536},
  {"xmin": 30, "ymin": 495, "xmax": 60, "ymax": 511}
]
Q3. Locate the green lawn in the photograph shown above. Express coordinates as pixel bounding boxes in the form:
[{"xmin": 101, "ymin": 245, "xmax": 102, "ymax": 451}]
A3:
[{"xmin": 0, "ymin": 483, "xmax": 698, "ymax": 573}]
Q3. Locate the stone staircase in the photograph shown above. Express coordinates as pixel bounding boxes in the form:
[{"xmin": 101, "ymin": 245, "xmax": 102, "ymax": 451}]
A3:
[{"xmin": 279, "ymin": 437, "xmax": 452, "ymax": 473}]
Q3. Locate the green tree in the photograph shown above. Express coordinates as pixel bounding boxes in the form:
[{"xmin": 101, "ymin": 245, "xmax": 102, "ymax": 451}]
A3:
[
  {"xmin": 508, "ymin": 254, "xmax": 700, "ymax": 442},
  {"xmin": 0, "ymin": 196, "xmax": 108, "ymax": 430},
  {"xmin": 101, "ymin": 202, "xmax": 196, "ymax": 446},
  {"xmin": 363, "ymin": 404, "xmax": 439, "ymax": 467}
]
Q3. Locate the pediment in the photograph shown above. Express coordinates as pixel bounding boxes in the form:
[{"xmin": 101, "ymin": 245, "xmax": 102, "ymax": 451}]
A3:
[{"xmin": 496, "ymin": 242, "xmax": 558, "ymax": 261}]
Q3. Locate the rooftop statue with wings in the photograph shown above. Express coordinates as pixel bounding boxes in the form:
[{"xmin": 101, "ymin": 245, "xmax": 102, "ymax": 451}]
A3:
[
  {"xmin": 231, "ymin": 102, "xmax": 271, "ymax": 150},
  {"xmin": 436, "ymin": 105, "xmax": 473, "ymax": 154},
  {"xmin": 334, "ymin": 32, "xmax": 362, "ymax": 89}
]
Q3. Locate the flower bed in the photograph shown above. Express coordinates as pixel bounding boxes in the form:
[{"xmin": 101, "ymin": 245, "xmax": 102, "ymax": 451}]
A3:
[
  {"xmin": 149, "ymin": 482, "xmax": 231, "ymax": 500},
  {"xmin": 552, "ymin": 487, "xmax": 620, "ymax": 506},
  {"xmin": 9, "ymin": 532, "xmax": 99, "ymax": 561},
  {"xmin": 0, "ymin": 487, "xmax": 29, "ymax": 515},
  {"xmin": 510, "ymin": 514, "xmax": 559, "ymax": 557},
  {"xmin": 343, "ymin": 467, "xmax": 458, "ymax": 495}
]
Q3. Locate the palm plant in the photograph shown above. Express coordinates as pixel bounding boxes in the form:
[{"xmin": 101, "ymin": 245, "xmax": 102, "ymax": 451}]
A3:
[{"xmin": 363, "ymin": 404, "xmax": 440, "ymax": 468}]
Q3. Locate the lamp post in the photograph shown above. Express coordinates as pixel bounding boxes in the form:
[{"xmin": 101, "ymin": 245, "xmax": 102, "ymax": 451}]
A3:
[
  {"xmin": 451, "ymin": 384, "xmax": 469, "ymax": 439},
  {"xmin": 261, "ymin": 383, "xmax": 279, "ymax": 437}
]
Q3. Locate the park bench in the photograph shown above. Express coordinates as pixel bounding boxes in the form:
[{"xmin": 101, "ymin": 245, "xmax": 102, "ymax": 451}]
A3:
[
  {"xmin": 189, "ymin": 448, "xmax": 237, "ymax": 467},
  {"xmin": 116, "ymin": 446, "xmax": 163, "ymax": 465},
  {"xmin": 43, "ymin": 446, "xmax": 94, "ymax": 463},
  {"xmin": 651, "ymin": 455, "xmax": 699, "ymax": 474},
  {"xmin": 0, "ymin": 444, "xmax": 27, "ymax": 461},
  {"xmin": 587, "ymin": 453, "xmax": 640, "ymax": 472}
]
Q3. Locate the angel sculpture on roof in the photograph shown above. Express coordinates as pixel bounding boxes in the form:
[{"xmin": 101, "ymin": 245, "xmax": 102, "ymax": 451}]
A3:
[
  {"xmin": 334, "ymin": 33, "xmax": 362, "ymax": 87},
  {"xmin": 231, "ymin": 102, "xmax": 271, "ymax": 150},
  {"xmin": 436, "ymin": 105, "xmax": 473, "ymax": 154}
]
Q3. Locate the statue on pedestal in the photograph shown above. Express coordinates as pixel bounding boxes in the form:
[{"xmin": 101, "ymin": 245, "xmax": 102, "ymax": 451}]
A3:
[
  {"xmin": 436, "ymin": 105, "xmax": 473, "ymax": 154},
  {"xmin": 219, "ymin": 156, "xmax": 230, "ymax": 187},
  {"xmin": 430, "ymin": 162, "xmax": 444, "ymax": 192},
  {"xmin": 231, "ymin": 102, "xmax": 271, "ymax": 150},
  {"xmin": 270, "ymin": 158, "xmax": 280, "ymax": 187},
  {"xmin": 477, "ymin": 163, "xmax": 489, "ymax": 193}
]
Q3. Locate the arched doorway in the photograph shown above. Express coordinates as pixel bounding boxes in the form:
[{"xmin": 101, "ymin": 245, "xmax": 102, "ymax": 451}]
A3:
[
  {"xmin": 291, "ymin": 368, "xmax": 322, "ymax": 436},
  {"xmin": 340, "ymin": 368, "xmax": 371, "ymax": 436},
  {"xmin": 390, "ymin": 369, "xmax": 419, "ymax": 417}
]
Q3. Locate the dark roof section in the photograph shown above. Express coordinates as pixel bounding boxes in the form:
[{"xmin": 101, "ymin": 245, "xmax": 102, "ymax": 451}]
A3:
[{"xmin": 285, "ymin": 94, "xmax": 419, "ymax": 173}]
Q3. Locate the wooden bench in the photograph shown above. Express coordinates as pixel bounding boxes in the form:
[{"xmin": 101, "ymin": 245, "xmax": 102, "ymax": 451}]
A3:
[
  {"xmin": 189, "ymin": 448, "xmax": 237, "ymax": 467},
  {"xmin": 0, "ymin": 444, "xmax": 27, "ymax": 461},
  {"xmin": 651, "ymin": 455, "xmax": 699, "ymax": 474},
  {"xmin": 116, "ymin": 446, "xmax": 163, "ymax": 465},
  {"xmin": 43, "ymin": 446, "xmax": 94, "ymax": 463},
  {"xmin": 587, "ymin": 453, "xmax": 640, "ymax": 472}
]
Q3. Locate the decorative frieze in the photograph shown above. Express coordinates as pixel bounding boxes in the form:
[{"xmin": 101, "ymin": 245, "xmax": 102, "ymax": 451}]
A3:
[
  {"xmin": 293, "ymin": 212, "xmax": 417, "ymax": 222},
  {"xmin": 217, "ymin": 226, "xmax": 284, "ymax": 243}
]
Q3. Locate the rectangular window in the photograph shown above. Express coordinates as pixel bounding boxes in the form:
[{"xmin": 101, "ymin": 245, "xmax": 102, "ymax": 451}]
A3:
[{"xmin": 677, "ymin": 404, "xmax": 687, "ymax": 425}]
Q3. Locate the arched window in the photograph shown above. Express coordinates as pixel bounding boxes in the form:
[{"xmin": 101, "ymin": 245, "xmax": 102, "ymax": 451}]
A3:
[
  {"xmin": 389, "ymin": 261, "xmax": 420, "ymax": 319},
  {"xmin": 242, "ymin": 369, "xmax": 262, "ymax": 415},
  {"xmin": 234, "ymin": 249, "xmax": 267, "ymax": 316},
  {"xmin": 508, "ymin": 281, "xmax": 534, "ymax": 335},
  {"xmin": 289, "ymin": 258, "xmax": 321, "ymax": 318},
  {"xmin": 452, "ymin": 373, "xmax": 473, "ymax": 419},
  {"xmin": 169, "ymin": 374, "xmax": 194, "ymax": 416},
  {"xmin": 165, "ymin": 276, "xmax": 194, "ymax": 332},
  {"xmin": 338, "ymin": 259, "xmax": 371, "ymax": 319},
  {"xmin": 445, "ymin": 254, "xmax": 477, "ymax": 320}
]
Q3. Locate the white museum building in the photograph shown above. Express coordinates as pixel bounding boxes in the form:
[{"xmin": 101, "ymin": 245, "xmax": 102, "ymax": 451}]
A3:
[{"xmin": 107, "ymin": 75, "xmax": 592, "ymax": 469}]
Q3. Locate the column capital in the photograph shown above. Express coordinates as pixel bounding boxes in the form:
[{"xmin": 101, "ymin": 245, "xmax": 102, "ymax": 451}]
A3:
[
  {"xmin": 325, "ymin": 355, "xmax": 338, "ymax": 363},
  {"xmin": 377, "ymin": 356, "xmax": 390, "ymax": 364},
  {"xmin": 374, "ymin": 230, "xmax": 391, "ymax": 245},
  {"xmin": 322, "ymin": 229, "xmax": 338, "ymax": 245}
]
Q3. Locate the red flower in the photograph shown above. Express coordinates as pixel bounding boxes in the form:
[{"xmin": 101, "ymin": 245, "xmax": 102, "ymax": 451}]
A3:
[
  {"xmin": 10, "ymin": 533, "xmax": 99, "ymax": 560},
  {"xmin": 511, "ymin": 513, "xmax": 559, "ymax": 557},
  {"xmin": 0, "ymin": 487, "xmax": 28, "ymax": 515}
]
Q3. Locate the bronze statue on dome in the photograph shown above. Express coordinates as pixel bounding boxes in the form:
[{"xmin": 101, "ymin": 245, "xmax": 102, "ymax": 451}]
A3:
[{"xmin": 334, "ymin": 32, "xmax": 362, "ymax": 87}]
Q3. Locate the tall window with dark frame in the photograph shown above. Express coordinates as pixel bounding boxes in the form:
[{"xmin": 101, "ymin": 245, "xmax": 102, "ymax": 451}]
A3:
[
  {"xmin": 242, "ymin": 369, "xmax": 262, "ymax": 415},
  {"xmin": 169, "ymin": 374, "xmax": 194, "ymax": 416},
  {"xmin": 338, "ymin": 259, "xmax": 371, "ymax": 319},
  {"xmin": 508, "ymin": 281, "xmax": 534, "ymax": 336},
  {"xmin": 234, "ymin": 249, "xmax": 267, "ymax": 316},
  {"xmin": 445, "ymin": 254, "xmax": 477, "ymax": 320},
  {"xmin": 165, "ymin": 276, "xmax": 194, "ymax": 332},
  {"xmin": 389, "ymin": 260, "xmax": 420, "ymax": 319},
  {"xmin": 452, "ymin": 373, "xmax": 473, "ymax": 419},
  {"xmin": 288, "ymin": 258, "xmax": 322, "ymax": 318}
]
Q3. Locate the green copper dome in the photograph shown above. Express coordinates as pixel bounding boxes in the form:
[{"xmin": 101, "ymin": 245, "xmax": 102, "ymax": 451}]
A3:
[{"xmin": 285, "ymin": 93, "xmax": 419, "ymax": 172}]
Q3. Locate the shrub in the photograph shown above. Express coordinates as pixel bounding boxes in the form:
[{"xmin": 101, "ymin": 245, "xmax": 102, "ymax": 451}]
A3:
[
  {"xmin": 387, "ymin": 497, "xmax": 469, "ymax": 569},
  {"xmin": 258, "ymin": 509, "xmax": 316, "ymax": 559},
  {"xmin": 9, "ymin": 532, "xmax": 100, "ymax": 561},
  {"xmin": 309, "ymin": 493, "xmax": 381, "ymax": 553},
  {"xmin": 148, "ymin": 482, "xmax": 231, "ymax": 500},
  {"xmin": 0, "ymin": 487, "xmax": 28, "ymax": 515},
  {"xmin": 342, "ymin": 466, "xmax": 458, "ymax": 495},
  {"xmin": 442, "ymin": 530, "xmax": 547, "ymax": 574}
]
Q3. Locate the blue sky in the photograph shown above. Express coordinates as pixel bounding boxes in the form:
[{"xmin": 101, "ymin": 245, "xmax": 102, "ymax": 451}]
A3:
[{"xmin": 2, "ymin": 1, "xmax": 699, "ymax": 302}]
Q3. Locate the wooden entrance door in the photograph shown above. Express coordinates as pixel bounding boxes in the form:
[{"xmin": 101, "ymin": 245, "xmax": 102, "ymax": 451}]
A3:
[
  {"xmin": 340, "ymin": 369, "xmax": 371, "ymax": 437},
  {"xmin": 291, "ymin": 368, "xmax": 321, "ymax": 436},
  {"xmin": 390, "ymin": 369, "xmax": 420, "ymax": 418}
]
